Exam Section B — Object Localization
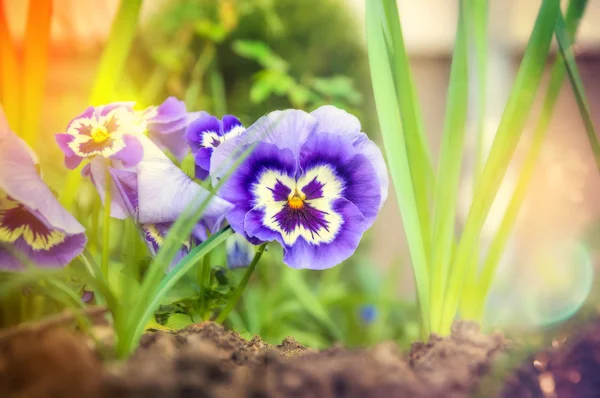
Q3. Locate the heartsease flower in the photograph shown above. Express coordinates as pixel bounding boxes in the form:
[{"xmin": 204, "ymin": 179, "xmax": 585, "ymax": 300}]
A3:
[
  {"xmin": 55, "ymin": 102, "xmax": 146, "ymax": 170},
  {"xmin": 186, "ymin": 113, "xmax": 245, "ymax": 180},
  {"xmin": 83, "ymin": 132, "xmax": 234, "ymax": 269},
  {"xmin": 0, "ymin": 108, "xmax": 86, "ymax": 269},
  {"xmin": 210, "ymin": 106, "xmax": 388, "ymax": 270},
  {"xmin": 226, "ymin": 233, "xmax": 255, "ymax": 269},
  {"xmin": 142, "ymin": 97, "xmax": 203, "ymax": 161}
]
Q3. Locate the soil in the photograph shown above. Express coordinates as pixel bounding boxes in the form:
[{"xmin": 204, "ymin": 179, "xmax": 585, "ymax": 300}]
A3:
[
  {"xmin": 0, "ymin": 318, "xmax": 512, "ymax": 398},
  {"xmin": 501, "ymin": 319, "xmax": 600, "ymax": 398}
]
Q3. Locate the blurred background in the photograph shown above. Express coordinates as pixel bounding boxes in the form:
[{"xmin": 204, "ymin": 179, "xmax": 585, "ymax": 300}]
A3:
[{"xmin": 3, "ymin": 0, "xmax": 600, "ymax": 344}]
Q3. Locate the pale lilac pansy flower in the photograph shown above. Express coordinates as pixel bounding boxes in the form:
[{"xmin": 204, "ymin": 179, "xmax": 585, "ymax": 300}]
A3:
[
  {"xmin": 83, "ymin": 132, "xmax": 234, "ymax": 269},
  {"xmin": 142, "ymin": 97, "xmax": 203, "ymax": 161},
  {"xmin": 186, "ymin": 114, "xmax": 246, "ymax": 180},
  {"xmin": 55, "ymin": 102, "xmax": 145, "ymax": 170},
  {"xmin": 210, "ymin": 106, "xmax": 388, "ymax": 270},
  {"xmin": 0, "ymin": 108, "xmax": 86, "ymax": 269}
]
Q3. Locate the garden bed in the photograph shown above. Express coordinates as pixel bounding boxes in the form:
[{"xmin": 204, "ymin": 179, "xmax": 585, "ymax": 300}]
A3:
[
  {"xmin": 3, "ymin": 316, "xmax": 600, "ymax": 397},
  {"xmin": 0, "ymin": 318, "xmax": 506, "ymax": 398}
]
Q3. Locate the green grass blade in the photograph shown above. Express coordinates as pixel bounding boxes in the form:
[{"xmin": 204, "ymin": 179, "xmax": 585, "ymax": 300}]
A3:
[
  {"xmin": 365, "ymin": 0, "xmax": 430, "ymax": 336},
  {"xmin": 282, "ymin": 269, "xmax": 342, "ymax": 340},
  {"xmin": 473, "ymin": 0, "xmax": 589, "ymax": 322},
  {"xmin": 89, "ymin": 0, "xmax": 143, "ymax": 104},
  {"xmin": 440, "ymin": 0, "xmax": 560, "ymax": 334},
  {"xmin": 429, "ymin": 0, "xmax": 469, "ymax": 333},
  {"xmin": 128, "ymin": 226, "xmax": 233, "ymax": 348},
  {"xmin": 470, "ymin": 0, "xmax": 490, "ymax": 184},
  {"xmin": 381, "ymin": 0, "xmax": 434, "ymax": 265},
  {"xmin": 555, "ymin": 9, "xmax": 600, "ymax": 172}
]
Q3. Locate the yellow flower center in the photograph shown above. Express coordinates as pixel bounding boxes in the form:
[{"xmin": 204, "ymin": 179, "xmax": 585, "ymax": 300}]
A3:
[
  {"xmin": 288, "ymin": 191, "xmax": 305, "ymax": 209},
  {"xmin": 90, "ymin": 125, "xmax": 110, "ymax": 143}
]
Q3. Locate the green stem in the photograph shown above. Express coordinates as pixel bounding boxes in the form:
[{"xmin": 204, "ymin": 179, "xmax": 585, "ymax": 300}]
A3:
[
  {"xmin": 101, "ymin": 165, "xmax": 112, "ymax": 280},
  {"xmin": 215, "ymin": 243, "xmax": 267, "ymax": 324},
  {"xmin": 198, "ymin": 250, "xmax": 212, "ymax": 318}
]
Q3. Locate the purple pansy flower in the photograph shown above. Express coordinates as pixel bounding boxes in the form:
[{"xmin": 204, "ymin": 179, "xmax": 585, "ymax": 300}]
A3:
[
  {"xmin": 142, "ymin": 97, "xmax": 203, "ymax": 161},
  {"xmin": 55, "ymin": 102, "xmax": 146, "ymax": 170},
  {"xmin": 186, "ymin": 113, "xmax": 246, "ymax": 180},
  {"xmin": 83, "ymin": 132, "xmax": 234, "ymax": 269},
  {"xmin": 0, "ymin": 109, "xmax": 86, "ymax": 269},
  {"xmin": 210, "ymin": 106, "xmax": 388, "ymax": 270},
  {"xmin": 226, "ymin": 233, "xmax": 255, "ymax": 269}
]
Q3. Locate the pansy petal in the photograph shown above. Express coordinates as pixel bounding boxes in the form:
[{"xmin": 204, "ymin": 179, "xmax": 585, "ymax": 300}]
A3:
[
  {"xmin": 55, "ymin": 133, "xmax": 76, "ymax": 158},
  {"xmin": 299, "ymin": 131, "xmax": 381, "ymax": 228},
  {"xmin": 210, "ymin": 110, "xmax": 314, "ymax": 184},
  {"xmin": 311, "ymin": 106, "xmax": 388, "ymax": 209},
  {"xmin": 86, "ymin": 158, "xmax": 130, "ymax": 220},
  {"xmin": 351, "ymin": 132, "xmax": 389, "ymax": 209},
  {"xmin": 0, "ymin": 133, "xmax": 85, "ymax": 235},
  {"xmin": 222, "ymin": 115, "xmax": 244, "ymax": 136},
  {"xmin": 244, "ymin": 206, "xmax": 283, "ymax": 245},
  {"xmin": 110, "ymin": 133, "xmax": 144, "ymax": 167},
  {"xmin": 186, "ymin": 114, "xmax": 221, "ymax": 147},
  {"xmin": 282, "ymin": 198, "xmax": 365, "ymax": 270},
  {"xmin": 311, "ymin": 105, "xmax": 361, "ymax": 137},
  {"xmin": 134, "ymin": 134, "xmax": 233, "ymax": 229},
  {"xmin": 194, "ymin": 147, "xmax": 212, "ymax": 172},
  {"xmin": 0, "ymin": 233, "xmax": 86, "ymax": 270},
  {"xmin": 98, "ymin": 102, "xmax": 136, "ymax": 117},
  {"xmin": 147, "ymin": 129, "xmax": 188, "ymax": 161}
]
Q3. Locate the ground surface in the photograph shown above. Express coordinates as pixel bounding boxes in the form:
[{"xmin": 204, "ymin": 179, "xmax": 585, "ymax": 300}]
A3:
[{"xmin": 0, "ymin": 319, "xmax": 512, "ymax": 398}]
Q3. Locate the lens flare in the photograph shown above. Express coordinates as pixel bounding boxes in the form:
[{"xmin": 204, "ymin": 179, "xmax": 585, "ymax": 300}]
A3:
[{"xmin": 484, "ymin": 240, "xmax": 593, "ymax": 329}]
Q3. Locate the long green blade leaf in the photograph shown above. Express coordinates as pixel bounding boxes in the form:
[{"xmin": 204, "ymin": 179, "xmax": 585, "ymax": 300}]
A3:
[
  {"xmin": 429, "ymin": 0, "xmax": 469, "ymax": 333},
  {"xmin": 89, "ymin": 0, "xmax": 143, "ymax": 104},
  {"xmin": 474, "ymin": 0, "xmax": 589, "ymax": 322},
  {"xmin": 555, "ymin": 8, "xmax": 600, "ymax": 172},
  {"xmin": 440, "ymin": 0, "xmax": 560, "ymax": 334},
  {"xmin": 365, "ymin": 0, "xmax": 430, "ymax": 336},
  {"xmin": 129, "ymin": 226, "xmax": 233, "ymax": 347},
  {"xmin": 381, "ymin": 0, "xmax": 434, "ymax": 265}
]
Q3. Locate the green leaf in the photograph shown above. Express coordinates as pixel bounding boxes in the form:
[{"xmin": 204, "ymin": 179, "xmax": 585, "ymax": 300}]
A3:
[
  {"xmin": 165, "ymin": 313, "xmax": 195, "ymax": 330},
  {"xmin": 472, "ymin": 0, "xmax": 589, "ymax": 323},
  {"xmin": 555, "ymin": 8, "xmax": 600, "ymax": 172},
  {"xmin": 282, "ymin": 269, "xmax": 342, "ymax": 340},
  {"xmin": 441, "ymin": 0, "xmax": 560, "ymax": 334},
  {"xmin": 232, "ymin": 40, "xmax": 288, "ymax": 71},
  {"xmin": 429, "ymin": 0, "xmax": 469, "ymax": 333},
  {"xmin": 381, "ymin": 0, "xmax": 436, "ymax": 263},
  {"xmin": 366, "ymin": 0, "xmax": 430, "ymax": 336},
  {"xmin": 89, "ymin": 0, "xmax": 143, "ymax": 104}
]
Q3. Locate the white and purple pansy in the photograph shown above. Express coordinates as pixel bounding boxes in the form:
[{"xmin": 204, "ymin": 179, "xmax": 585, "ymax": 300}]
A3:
[
  {"xmin": 142, "ymin": 97, "xmax": 203, "ymax": 161},
  {"xmin": 55, "ymin": 102, "xmax": 146, "ymax": 170},
  {"xmin": 83, "ymin": 132, "xmax": 234, "ymax": 270},
  {"xmin": 210, "ymin": 106, "xmax": 388, "ymax": 270},
  {"xmin": 186, "ymin": 113, "xmax": 246, "ymax": 180},
  {"xmin": 0, "ymin": 109, "xmax": 86, "ymax": 269}
]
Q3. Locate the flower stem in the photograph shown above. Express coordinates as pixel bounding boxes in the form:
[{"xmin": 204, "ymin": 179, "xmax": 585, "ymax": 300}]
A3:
[
  {"xmin": 215, "ymin": 243, "xmax": 267, "ymax": 323},
  {"xmin": 101, "ymin": 165, "xmax": 112, "ymax": 280}
]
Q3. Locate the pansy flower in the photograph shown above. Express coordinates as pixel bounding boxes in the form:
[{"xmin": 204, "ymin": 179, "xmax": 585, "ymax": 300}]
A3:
[
  {"xmin": 83, "ymin": 132, "xmax": 234, "ymax": 269},
  {"xmin": 226, "ymin": 233, "xmax": 255, "ymax": 269},
  {"xmin": 142, "ymin": 97, "xmax": 203, "ymax": 161},
  {"xmin": 0, "ymin": 109, "xmax": 86, "ymax": 269},
  {"xmin": 210, "ymin": 106, "xmax": 388, "ymax": 270},
  {"xmin": 186, "ymin": 113, "xmax": 246, "ymax": 180},
  {"xmin": 55, "ymin": 102, "xmax": 146, "ymax": 170}
]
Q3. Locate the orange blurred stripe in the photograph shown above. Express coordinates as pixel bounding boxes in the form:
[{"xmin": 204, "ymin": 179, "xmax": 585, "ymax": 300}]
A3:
[
  {"xmin": 21, "ymin": 0, "xmax": 53, "ymax": 146},
  {"xmin": 0, "ymin": 0, "xmax": 21, "ymax": 132}
]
